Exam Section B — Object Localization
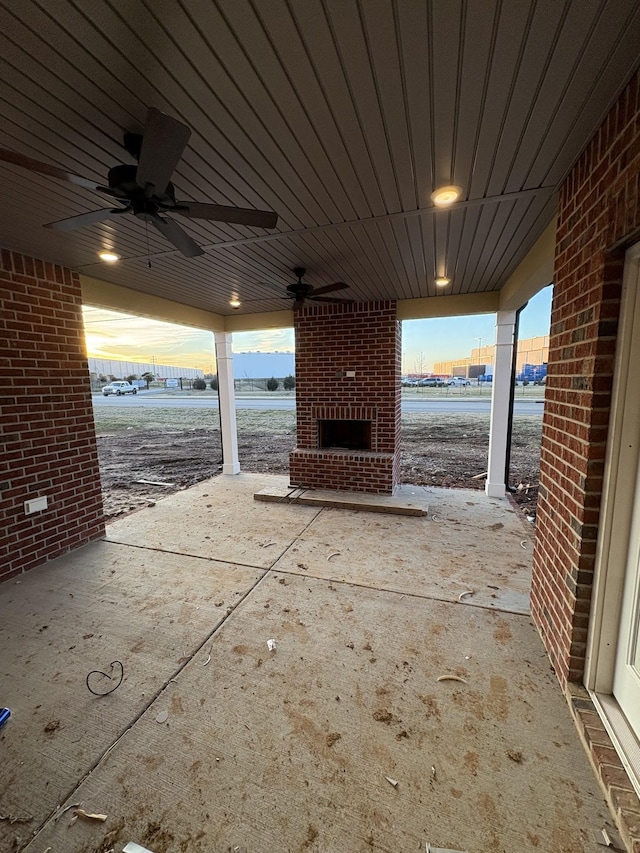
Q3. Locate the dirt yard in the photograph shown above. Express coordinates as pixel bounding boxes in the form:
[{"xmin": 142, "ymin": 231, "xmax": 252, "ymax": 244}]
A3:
[{"xmin": 94, "ymin": 405, "xmax": 541, "ymax": 523}]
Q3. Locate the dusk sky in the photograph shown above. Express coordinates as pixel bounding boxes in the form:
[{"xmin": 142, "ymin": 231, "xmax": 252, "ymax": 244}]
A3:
[{"xmin": 82, "ymin": 285, "xmax": 553, "ymax": 374}]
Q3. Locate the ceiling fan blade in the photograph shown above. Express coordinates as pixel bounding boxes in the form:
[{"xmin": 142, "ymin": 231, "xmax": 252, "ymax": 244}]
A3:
[
  {"xmin": 310, "ymin": 281, "xmax": 349, "ymax": 296},
  {"xmin": 123, "ymin": 131, "xmax": 143, "ymax": 161},
  {"xmin": 44, "ymin": 208, "xmax": 121, "ymax": 231},
  {"xmin": 136, "ymin": 108, "xmax": 191, "ymax": 195},
  {"xmin": 175, "ymin": 202, "xmax": 278, "ymax": 229},
  {"xmin": 309, "ymin": 296, "xmax": 355, "ymax": 303},
  {"xmin": 151, "ymin": 215, "xmax": 204, "ymax": 257},
  {"xmin": 0, "ymin": 148, "xmax": 104, "ymax": 191}
]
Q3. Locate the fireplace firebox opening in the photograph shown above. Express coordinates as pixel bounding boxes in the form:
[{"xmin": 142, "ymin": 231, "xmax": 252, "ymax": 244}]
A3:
[{"xmin": 318, "ymin": 419, "xmax": 372, "ymax": 451}]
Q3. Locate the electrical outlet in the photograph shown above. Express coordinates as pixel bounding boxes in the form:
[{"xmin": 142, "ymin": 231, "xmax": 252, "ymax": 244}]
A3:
[{"xmin": 24, "ymin": 496, "xmax": 48, "ymax": 514}]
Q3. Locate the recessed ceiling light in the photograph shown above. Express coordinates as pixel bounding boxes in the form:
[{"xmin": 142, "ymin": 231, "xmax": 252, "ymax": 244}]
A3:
[
  {"xmin": 229, "ymin": 298, "xmax": 241, "ymax": 309},
  {"xmin": 435, "ymin": 276, "xmax": 450, "ymax": 286},
  {"xmin": 98, "ymin": 251, "xmax": 120, "ymax": 263},
  {"xmin": 430, "ymin": 185, "xmax": 463, "ymax": 206}
]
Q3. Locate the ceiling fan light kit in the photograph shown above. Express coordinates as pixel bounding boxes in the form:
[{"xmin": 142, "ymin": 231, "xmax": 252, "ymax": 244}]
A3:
[{"xmin": 0, "ymin": 107, "xmax": 279, "ymax": 259}]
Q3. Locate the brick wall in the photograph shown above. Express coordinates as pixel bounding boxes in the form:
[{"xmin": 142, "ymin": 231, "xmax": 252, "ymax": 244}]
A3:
[
  {"xmin": 531, "ymin": 71, "xmax": 640, "ymax": 687},
  {"xmin": 290, "ymin": 301, "xmax": 401, "ymax": 494},
  {"xmin": 0, "ymin": 250, "xmax": 104, "ymax": 580}
]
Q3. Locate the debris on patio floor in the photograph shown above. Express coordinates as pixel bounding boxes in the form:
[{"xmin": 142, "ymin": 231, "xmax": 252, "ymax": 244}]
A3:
[{"xmin": 0, "ymin": 474, "xmax": 616, "ymax": 852}]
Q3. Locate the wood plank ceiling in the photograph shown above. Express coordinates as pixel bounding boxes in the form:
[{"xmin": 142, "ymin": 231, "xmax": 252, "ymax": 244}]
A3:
[{"xmin": 0, "ymin": 0, "xmax": 639, "ymax": 316}]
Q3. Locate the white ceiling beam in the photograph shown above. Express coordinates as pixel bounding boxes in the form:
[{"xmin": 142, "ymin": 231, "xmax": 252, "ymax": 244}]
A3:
[
  {"xmin": 398, "ymin": 291, "xmax": 499, "ymax": 320},
  {"xmin": 81, "ymin": 275, "xmax": 226, "ymax": 332},
  {"xmin": 498, "ymin": 217, "xmax": 556, "ymax": 312},
  {"xmin": 223, "ymin": 309, "xmax": 294, "ymax": 332},
  {"xmin": 82, "ymin": 273, "xmax": 295, "ymax": 333},
  {"xmin": 82, "ymin": 273, "xmax": 504, "ymax": 331}
]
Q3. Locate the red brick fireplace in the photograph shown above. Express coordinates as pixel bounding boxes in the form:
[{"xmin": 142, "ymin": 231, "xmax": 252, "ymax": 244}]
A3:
[{"xmin": 289, "ymin": 301, "xmax": 401, "ymax": 494}]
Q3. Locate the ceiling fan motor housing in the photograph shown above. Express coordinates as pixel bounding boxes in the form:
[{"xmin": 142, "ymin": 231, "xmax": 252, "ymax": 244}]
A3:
[
  {"xmin": 287, "ymin": 267, "xmax": 313, "ymax": 300},
  {"xmin": 107, "ymin": 164, "xmax": 176, "ymax": 207},
  {"xmin": 287, "ymin": 281, "xmax": 313, "ymax": 300}
]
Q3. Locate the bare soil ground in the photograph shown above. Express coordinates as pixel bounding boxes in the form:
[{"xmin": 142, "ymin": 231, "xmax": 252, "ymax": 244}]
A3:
[{"xmin": 94, "ymin": 406, "xmax": 541, "ymax": 523}]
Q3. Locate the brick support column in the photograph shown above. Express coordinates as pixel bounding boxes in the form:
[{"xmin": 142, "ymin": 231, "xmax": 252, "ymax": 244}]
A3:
[
  {"xmin": 531, "ymin": 70, "xmax": 640, "ymax": 687},
  {"xmin": 290, "ymin": 301, "xmax": 401, "ymax": 494},
  {"xmin": 0, "ymin": 251, "xmax": 105, "ymax": 580}
]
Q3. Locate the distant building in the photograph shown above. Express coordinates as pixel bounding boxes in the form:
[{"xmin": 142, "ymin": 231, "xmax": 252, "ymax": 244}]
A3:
[
  {"xmin": 90, "ymin": 353, "xmax": 296, "ymax": 384},
  {"xmin": 88, "ymin": 357, "xmax": 203, "ymax": 380},
  {"xmin": 433, "ymin": 335, "xmax": 549, "ymax": 379}
]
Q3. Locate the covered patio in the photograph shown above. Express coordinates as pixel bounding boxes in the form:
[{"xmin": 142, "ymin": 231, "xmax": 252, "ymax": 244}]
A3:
[
  {"xmin": 0, "ymin": 473, "xmax": 617, "ymax": 852},
  {"xmin": 2, "ymin": 1, "xmax": 640, "ymax": 849}
]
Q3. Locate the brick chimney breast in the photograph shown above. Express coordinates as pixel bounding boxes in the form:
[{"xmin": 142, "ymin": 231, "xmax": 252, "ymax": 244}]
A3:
[{"xmin": 289, "ymin": 301, "xmax": 401, "ymax": 494}]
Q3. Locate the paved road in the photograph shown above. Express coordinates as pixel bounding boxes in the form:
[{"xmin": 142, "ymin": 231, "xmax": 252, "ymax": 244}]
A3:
[{"xmin": 92, "ymin": 393, "xmax": 544, "ymax": 416}]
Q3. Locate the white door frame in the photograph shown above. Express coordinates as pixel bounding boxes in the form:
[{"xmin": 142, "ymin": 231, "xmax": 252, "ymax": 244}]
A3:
[{"xmin": 585, "ymin": 242, "xmax": 640, "ymax": 792}]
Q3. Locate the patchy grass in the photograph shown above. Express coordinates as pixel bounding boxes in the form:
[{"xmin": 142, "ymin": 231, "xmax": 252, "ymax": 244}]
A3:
[
  {"xmin": 509, "ymin": 415, "xmax": 543, "ymax": 452},
  {"xmin": 94, "ymin": 406, "xmax": 541, "ymax": 449},
  {"xmin": 401, "ymin": 413, "xmax": 542, "ymax": 492},
  {"xmin": 94, "ymin": 406, "xmax": 543, "ymax": 520},
  {"xmin": 93, "ymin": 406, "xmax": 297, "ymax": 435}
]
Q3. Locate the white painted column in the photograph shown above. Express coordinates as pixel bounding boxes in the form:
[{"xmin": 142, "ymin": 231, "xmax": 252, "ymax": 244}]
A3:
[
  {"xmin": 485, "ymin": 310, "xmax": 517, "ymax": 498},
  {"xmin": 214, "ymin": 331, "xmax": 240, "ymax": 475}
]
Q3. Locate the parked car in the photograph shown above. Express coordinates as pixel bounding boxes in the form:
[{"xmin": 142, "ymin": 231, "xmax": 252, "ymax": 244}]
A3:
[
  {"xmin": 102, "ymin": 381, "xmax": 138, "ymax": 396},
  {"xmin": 418, "ymin": 377, "xmax": 446, "ymax": 387},
  {"xmin": 445, "ymin": 377, "xmax": 471, "ymax": 386}
]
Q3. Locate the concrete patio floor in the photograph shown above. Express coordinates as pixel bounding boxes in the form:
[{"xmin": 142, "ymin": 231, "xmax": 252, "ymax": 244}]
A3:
[{"xmin": 0, "ymin": 474, "xmax": 617, "ymax": 852}]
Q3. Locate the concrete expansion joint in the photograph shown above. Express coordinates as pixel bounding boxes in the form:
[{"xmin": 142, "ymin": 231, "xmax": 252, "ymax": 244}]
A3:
[
  {"xmin": 102, "ymin": 537, "xmax": 278, "ymax": 571},
  {"xmin": 267, "ymin": 564, "xmax": 532, "ymax": 618}
]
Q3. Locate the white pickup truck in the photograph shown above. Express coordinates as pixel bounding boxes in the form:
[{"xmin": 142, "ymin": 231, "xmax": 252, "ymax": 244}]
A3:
[{"xmin": 102, "ymin": 381, "xmax": 138, "ymax": 396}]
